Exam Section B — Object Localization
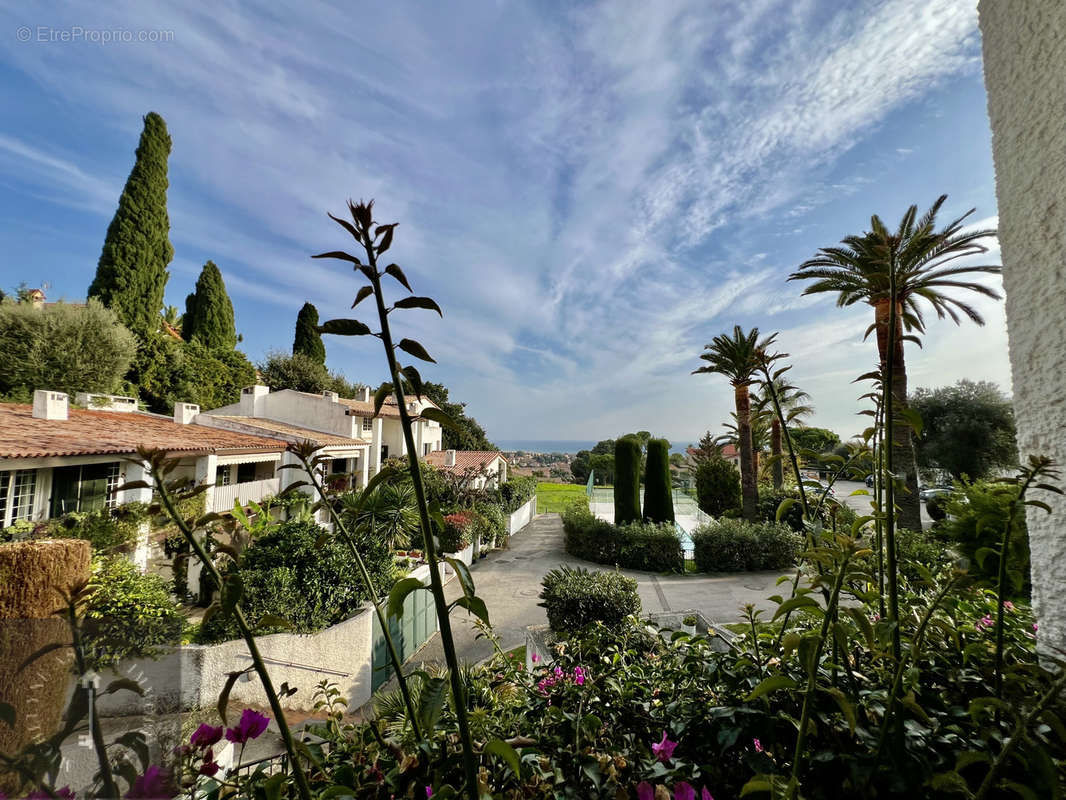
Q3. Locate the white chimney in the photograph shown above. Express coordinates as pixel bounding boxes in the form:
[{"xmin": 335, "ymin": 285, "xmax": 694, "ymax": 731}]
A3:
[
  {"xmin": 174, "ymin": 402, "xmax": 200, "ymax": 425},
  {"xmin": 75, "ymin": 392, "xmax": 137, "ymax": 412},
  {"xmin": 444, "ymin": 449, "xmax": 457, "ymax": 467},
  {"xmin": 240, "ymin": 385, "xmax": 269, "ymax": 417},
  {"xmin": 322, "ymin": 390, "xmax": 339, "ymax": 403},
  {"xmin": 361, "ymin": 386, "xmax": 371, "ymax": 402},
  {"xmin": 33, "ymin": 390, "xmax": 68, "ymax": 421}
]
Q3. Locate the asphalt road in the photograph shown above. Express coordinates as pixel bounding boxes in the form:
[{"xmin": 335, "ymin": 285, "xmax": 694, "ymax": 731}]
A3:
[{"xmin": 834, "ymin": 480, "xmax": 934, "ymax": 530}]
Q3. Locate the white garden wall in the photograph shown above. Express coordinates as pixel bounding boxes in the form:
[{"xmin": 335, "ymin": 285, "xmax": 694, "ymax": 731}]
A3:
[
  {"xmin": 507, "ymin": 497, "xmax": 537, "ymax": 536},
  {"xmin": 979, "ymin": 0, "xmax": 1066, "ymax": 656}
]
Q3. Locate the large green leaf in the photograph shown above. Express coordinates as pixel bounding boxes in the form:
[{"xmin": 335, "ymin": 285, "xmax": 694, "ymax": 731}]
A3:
[
  {"xmin": 393, "ymin": 296, "xmax": 443, "ymax": 317},
  {"xmin": 745, "ymin": 675, "xmax": 797, "ymax": 701},
  {"xmin": 397, "ymin": 338, "xmax": 436, "ymax": 363},
  {"xmin": 318, "ymin": 318, "xmax": 372, "ymax": 337},
  {"xmin": 387, "ymin": 577, "xmax": 426, "ymax": 620},
  {"xmin": 484, "ymin": 738, "xmax": 522, "ymax": 777},
  {"xmin": 451, "ymin": 595, "xmax": 490, "ymax": 626}
]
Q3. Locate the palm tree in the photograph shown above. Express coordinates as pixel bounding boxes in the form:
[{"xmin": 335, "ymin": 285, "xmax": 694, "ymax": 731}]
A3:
[
  {"xmin": 694, "ymin": 326, "xmax": 777, "ymax": 520},
  {"xmin": 788, "ymin": 196, "xmax": 999, "ymax": 531},
  {"xmin": 755, "ymin": 377, "xmax": 814, "ymax": 491},
  {"xmin": 341, "ymin": 481, "xmax": 420, "ymax": 552},
  {"xmin": 717, "ymin": 409, "xmax": 771, "ymax": 479}
]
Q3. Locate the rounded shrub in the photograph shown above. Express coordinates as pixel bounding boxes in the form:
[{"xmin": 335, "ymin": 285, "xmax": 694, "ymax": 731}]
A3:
[
  {"xmin": 439, "ymin": 512, "xmax": 474, "ymax": 553},
  {"xmin": 613, "ymin": 436, "xmax": 642, "ymax": 524},
  {"xmin": 643, "ymin": 438, "xmax": 675, "ymax": 523},
  {"xmin": 691, "ymin": 518, "xmax": 802, "ymax": 572},
  {"xmin": 538, "ymin": 565, "xmax": 640, "ymax": 633},
  {"xmin": 695, "ymin": 457, "xmax": 741, "ymax": 517}
]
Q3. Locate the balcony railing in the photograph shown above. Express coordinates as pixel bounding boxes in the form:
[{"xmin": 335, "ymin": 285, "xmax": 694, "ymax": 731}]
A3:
[{"xmin": 212, "ymin": 478, "xmax": 281, "ymax": 512}]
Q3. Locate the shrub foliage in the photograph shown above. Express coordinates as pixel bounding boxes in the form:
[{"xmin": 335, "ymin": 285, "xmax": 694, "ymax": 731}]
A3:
[
  {"xmin": 690, "ymin": 518, "xmax": 802, "ymax": 572},
  {"xmin": 562, "ymin": 504, "xmax": 683, "ymax": 572},
  {"xmin": 613, "ymin": 435, "xmax": 642, "ymax": 524},
  {"xmin": 539, "ymin": 565, "xmax": 640, "ymax": 632},
  {"xmin": 643, "ymin": 438, "xmax": 675, "ymax": 523},
  {"xmin": 695, "ymin": 456, "xmax": 741, "ymax": 517}
]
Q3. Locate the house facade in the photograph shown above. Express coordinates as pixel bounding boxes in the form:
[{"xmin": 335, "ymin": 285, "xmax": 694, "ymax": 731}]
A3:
[{"xmin": 424, "ymin": 449, "xmax": 509, "ymax": 490}]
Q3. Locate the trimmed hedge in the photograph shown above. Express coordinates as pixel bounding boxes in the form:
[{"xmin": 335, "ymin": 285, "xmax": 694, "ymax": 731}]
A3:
[
  {"xmin": 643, "ymin": 438, "xmax": 674, "ymax": 523},
  {"xmin": 613, "ymin": 436, "xmax": 642, "ymax": 524},
  {"xmin": 497, "ymin": 476, "xmax": 538, "ymax": 514},
  {"xmin": 690, "ymin": 518, "xmax": 802, "ymax": 572},
  {"xmin": 539, "ymin": 565, "xmax": 640, "ymax": 633},
  {"xmin": 562, "ymin": 504, "xmax": 683, "ymax": 573}
]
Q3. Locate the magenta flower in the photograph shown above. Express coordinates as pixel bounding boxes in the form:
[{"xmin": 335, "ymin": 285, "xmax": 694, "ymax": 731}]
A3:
[
  {"xmin": 1004, "ymin": 600, "xmax": 1015, "ymax": 612},
  {"xmin": 702, "ymin": 788, "xmax": 715, "ymax": 800},
  {"xmin": 636, "ymin": 782, "xmax": 654, "ymax": 800},
  {"xmin": 651, "ymin": 731, "xmax": 678, "ymax": 762},
  {"xmin": 27, "ymin": 789, "xmax": 75, "ymax": 800},
  {"xmin": 225, "ymin": 709, "xmax": 270, "ymax": 744},
  {"xmin": 190, "ymin": 723, "xmax": 224, "ymax": 749},
  {"xmin": 125, "ymin": 765, "xmax": 173, "ymax": 799},
  {"xmin": 674, "ymin": 782, "xmax": 696, "ymax": 800},
  {"xmin": 753, "ymin": 738, "xmax": 764, "ymax": 753},
  {"xmin": 425, "ymin": 787, "xmax": 433, "ymax": 798},
  {"xmin": 1034, "ymin": 622, "xmax": 1039, "ymax": 631},
  {"xmin": 531, "ymin": 652, "xmax": 540, "ymax": 663},
  {"xmin": 574, "ymin": 666, "xmax": 586, "ymax": 686}
]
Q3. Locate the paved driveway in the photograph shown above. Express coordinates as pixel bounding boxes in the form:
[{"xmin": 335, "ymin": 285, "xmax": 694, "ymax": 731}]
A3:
[
  {"xmin": 404, "ymin": 513, "xmax": 789, "ymax": 670},
  {"xmin": 835, "ymin": 480, "xmax": 934, "ymax": 530}
]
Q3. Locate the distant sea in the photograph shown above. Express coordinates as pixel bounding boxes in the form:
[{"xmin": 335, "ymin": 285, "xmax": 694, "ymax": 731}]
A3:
[{"xmin": 495, "ymin": 439, "xmax": 690, "ymax": 455}]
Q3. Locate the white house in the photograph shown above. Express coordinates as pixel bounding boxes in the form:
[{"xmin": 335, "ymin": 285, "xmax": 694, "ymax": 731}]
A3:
[
  {"xmin": 202, "ymin": 385, "xmax": 444, "ymax": 482},
  {"xmin": 424, "ymin": 449, "xmax": 509, "ymax": 490}
]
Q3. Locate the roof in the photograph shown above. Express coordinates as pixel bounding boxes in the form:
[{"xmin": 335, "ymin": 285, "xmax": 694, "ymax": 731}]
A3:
[
  {"xmin": 210, "ymin": 416, "xmax": 369, "ymax": 447},
  {"xmin": 0, "ymin": 405, "xmax": 287, "ymax": 460},
  {"xmin": 424, "ymin": 450, "xmax": 507, "ymax": 473},
  {"xmin": 290, "ymin": 390, "xmax": 439, "ymax": 420}
]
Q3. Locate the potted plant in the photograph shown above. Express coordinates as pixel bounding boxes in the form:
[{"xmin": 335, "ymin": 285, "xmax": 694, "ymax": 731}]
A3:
[{"xmin": 681, "ymin": 614, "xmax": 698, "ymax": 635}]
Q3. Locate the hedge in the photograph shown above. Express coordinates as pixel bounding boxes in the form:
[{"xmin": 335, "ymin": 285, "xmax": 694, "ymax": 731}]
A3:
[
  {"xmin": 643, "ymin": 438, "xmax": 674, "ymax": 523},
  {"xmin": 562, "ymin": 504, "xmax": 683, "ymax": 573},
  {"xmin": 497, "ymin": 476, "xmax": 538, "ymax": 514},
  {"xmin": 539, "ymin": 565, "xmax": 640, "ymax": 633},
  {"xmin": 613, "ymin": 436, "xmax": 642, "ymax": 524},
  {"xmin": 690, "ymin": 518, "xmax": 802, "ymax": 572}
]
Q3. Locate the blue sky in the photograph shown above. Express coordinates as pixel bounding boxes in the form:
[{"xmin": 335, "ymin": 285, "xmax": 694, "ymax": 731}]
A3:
[{"xmin": 0, "ymin": 0, "xmax": 1009, "ymax": 446}]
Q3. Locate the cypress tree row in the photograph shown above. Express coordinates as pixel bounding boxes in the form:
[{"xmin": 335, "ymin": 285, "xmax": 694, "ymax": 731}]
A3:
[
  {"xmin": 88, "ymin": 112, "xmax": 174, "ymax": 338},
  {"xmin": 293, "ymin": 302, "xmax": 326, "ymax": 364},
  {"xmin": 182, "ymin": 261, "xmax": 237, "ymax": 350},
  {"xmin": 613, "ymin": 435, "xmax": 643, "ymax": 525},
  {"xmin": 643, "ymin": 438, "xmax": 675, "ymax": 523}
]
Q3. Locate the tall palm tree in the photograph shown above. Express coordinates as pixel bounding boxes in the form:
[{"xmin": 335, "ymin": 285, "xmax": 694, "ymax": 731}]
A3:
[
  {"xmin": 717, "ymin": 409, "xmax": 771, "ymax": 479},
  {"xmin": 788, "ymin": 196, "xmax": 999, "ymax": 531},
  {"xmin": 694, "ymin": 326, "xmax": 777, "ymax": 520},
  {"xmin": 755, "ymin": 376, "xmax": 814, "ymax": 491}
]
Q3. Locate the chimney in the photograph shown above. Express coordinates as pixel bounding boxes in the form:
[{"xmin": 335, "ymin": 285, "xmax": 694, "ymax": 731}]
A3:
[
  {"xmin": 322, "ymin": 390, "xmax": 339, "ymax": 403},
  {"xmin": 174, "ymin": 402, "xmax": 200, "ymax": 425},
  {"xmin": 444, "ymin": 449, "xmax": 457, "ymax": 467},
  {"xmin": 361, "ymin": 386, "xmax": 371, "ymax": 403},
  {"xmin": 240, "ymin": 385, "xmax": 269, "ymax": 416},
  {"xmin": 33, "ymin": 390, "xmax": 68, "ymax": 421}
]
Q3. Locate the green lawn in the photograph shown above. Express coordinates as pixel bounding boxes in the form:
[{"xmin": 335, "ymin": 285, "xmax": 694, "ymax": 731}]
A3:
[{"xmin": 536, "ymin": 482, "xmax": 587, "ymax": 513}]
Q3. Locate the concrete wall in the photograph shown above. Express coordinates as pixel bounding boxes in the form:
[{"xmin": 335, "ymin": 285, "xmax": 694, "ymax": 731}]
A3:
[
  {"xmin": 979, "ymin": 0, "xmax": 1066, "ymax": 654},
  {"xmin": 507, "ymin": 497, "xmax": 537, "ymax": 536}
]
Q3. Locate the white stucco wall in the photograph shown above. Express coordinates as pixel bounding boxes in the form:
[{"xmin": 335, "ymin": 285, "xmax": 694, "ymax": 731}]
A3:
[{"xmin": 979, "ymin": 0, "xmax": 1066, "ymax": 654}]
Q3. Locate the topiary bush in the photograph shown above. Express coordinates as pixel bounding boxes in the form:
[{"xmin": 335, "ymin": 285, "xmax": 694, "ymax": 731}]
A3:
[
  {"xmin": 562, "ymin": 504, "xmax": 683, "ymax": 572},
  {"xmin": 643, "ymin": 438, "xmax": 675, "ymax": 523},
  {"xmin": 695, "ymin": 457, "xmax": 741, "ymax": 517},
  {"xmin": 196, "ymin": 518, "xmax": 394, "ymax": 643},
  {"xmin": 690, "ymin": 518, "xmax": 802, "ymax": 572},
  {"xmin": 613, "ymin": 436, "xmax": 642, "ymax": 524},
  {"xmin": 83, "ymin": 555, "xmax": 186, "ymax": 669},
  {"xmin": 539, "ymin": 565, "xmax": 640, "ymax": 633}
]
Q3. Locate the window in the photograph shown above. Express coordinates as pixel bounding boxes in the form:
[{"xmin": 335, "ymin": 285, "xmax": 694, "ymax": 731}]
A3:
[
  {"xmin": 380, "ymin": 445, "xmax": 389, "ymax": 461},
  {"xmin": 423, "ymin": 443, "xmax": 431, "ymax": 456},
  {"xmin": 217, "ymin": 465, "xmax": 232, "ymax": 486},
  {"xmin": 362, "ymin": 416, "xmax": 373, "ymax": 432},
  {"xmin": 236, "ymin": 463, "xmax": 258, "ymax": 484},
  {"xmin": 49, "ymin": 463, "xmax": 119, "ymax": 516},
  {"xmin": 1, "ymin": 469, "xmax": 38, "ymax": 527},
  {"xmin": 331, "ymin": 458, "xmax": 348, "ymax": 474}
]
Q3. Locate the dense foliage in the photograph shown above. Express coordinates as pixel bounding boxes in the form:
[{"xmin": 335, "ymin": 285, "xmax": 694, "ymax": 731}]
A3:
[
  {"xmin": 256, "ymin": 351, "xmax": 365, "ymax": 397},
  {"xmin": 182, "ymin": 261, "xmax": 237, "ymax": 350},
  {"xmin": 439, "ymin": 512, "xmax": 475, "ymax": 553},
  {"xmin": 539, "ymin": 565, "xmax": 640, "ymax": 632},
  {"xmin": 88, "ymin": 112, "xmax": 174, "ymax": 339},
  {"xmin": 496, "ymin": 476, "xmax": 538, "ymax": 513},
  {"xmin": 0, "ymin": 299, "xmax": 137, "ymax": 402},
  {"xmin": 562, "ymin": 503, "xmax": 683, "ymax": 572},
  {"xmin": 695, "ymin": 456, "xmax": 742, "ymax": 517},
  {"xmin": 690, "ymin": 518, "xmax": 802, "ymax": 572},
  {"xmin": 613, "ymin": 436, "xmax": 642, "ymax": 524},
  {"xmin": 293, "ymin": 302, "xmax": 326, "ymax": 364},
  {"xmin": 786, "ymin": 426, "xmax": 841, "ymax": 455},
  {"xmin": 134, "ymin": 335, "xmax": 256, "ymax": 413},
  {"xmin": 642, "ymin": 438, "xmax": 674, "ymax": 523},
  {"xmin": 83, "ymin": 556, "xmax": 185, "ymax": 670},
  {"xmin": 197, "ymin": 519, "xmax": 395, "ymax": 643},
  {"xmin": 940, "ymin": 480, "xmax": 1030, "ymax": 593},
  {"xmin": 912, "ymin": 379, "xmax": 1017, "ymax": 481}
]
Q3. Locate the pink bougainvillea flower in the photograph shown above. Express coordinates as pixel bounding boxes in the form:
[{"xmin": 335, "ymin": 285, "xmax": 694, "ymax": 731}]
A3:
[
  {"xmin": 701, "ymin": 788, "xmax": 714, "ymax": 800},
  {"xmin": 674, "ymin": 782, "xmax": 696, "ymax": 800},
  {"xmin": 651, "ymin": 731, "xmax": 677, "ymax": 762},
  {"xmin": 125, "ymin": 765, "xmax": 174, "ymax": 799},
  {"xmin": 1034, "ymin": 622, "xmax": 1039, "ymax": 631},
  {"xmin": 27, "ymin": 789, "xmax": 75, "ymax": 800},
  {"xmin": 198, "ymin": 756, "xmax": 220, "ymax": 778},
  {"xmin": 1004, "ymin": 600, "xmax": 1015, "ymax": 612},
  {"xmin": 574, "ymin": 666, "xmax": 586, "ymax": 686},
  {"xmin": 753, "ymin": 738, "xmax": 764, "ymax": 753},
  {"xmin": 425, "ymin": 787, "xmax": 433, "ymax": 798},
  {"xmin": 636, "ymin": 782, "xmax": 655, "ymax": 800},
  {"xmin": 189, "ymin": 723, "xmax": 224, "ymax": 749},
  {"xmin": 225, "ymin": 709, "xmax": 270, "ymax": 744},
  {"xmin": 531, "ymin": 652, "xmax": 540, "ymax": 663}
]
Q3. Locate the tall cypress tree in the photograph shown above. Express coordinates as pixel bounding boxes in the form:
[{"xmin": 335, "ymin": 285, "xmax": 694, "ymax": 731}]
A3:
[
  {"xmin": 613, "ymin": 436, "xmax": 643, "ymax": 525},
  {"xmin": 643, "ymin": 439, "xmax": 675, "ymax": 523},
  {"xmin": 88, "ymin": 112, "xmax": 174, "ymax": 338},
  {"xmin": 182, "ymin": 261, "xmax": 236, "ymax": 350},
  {"xmin": 293, "ymin": 302, "xmax": 326, "ymax": 364}
]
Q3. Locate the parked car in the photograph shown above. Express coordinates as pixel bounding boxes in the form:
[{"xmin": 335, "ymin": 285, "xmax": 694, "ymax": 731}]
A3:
[
  {"xmin": 865, "ymin": 474, "xmax": 875, "ymax": 488},
  {"xmin": 920, "ymin": 485, "xmax": 953, "ymax": 502}
]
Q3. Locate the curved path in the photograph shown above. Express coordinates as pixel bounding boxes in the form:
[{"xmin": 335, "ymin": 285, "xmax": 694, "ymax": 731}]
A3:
[{"xmin": 405, "ymin": 513, "xmax": 788, "ymax": 670}]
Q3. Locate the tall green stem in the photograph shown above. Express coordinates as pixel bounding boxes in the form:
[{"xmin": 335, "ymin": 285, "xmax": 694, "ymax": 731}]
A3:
[
  {"xmin": 297, "ymin": 455, "xmax": 423, "ymax": 738},
  {"xmin": 994, "ymin": 470, "xmax": 1034, "ymax": 698},
  {"xmin": 360, "ymin": 228, "xmax": 480, "ymax": 800},
  {"xmin": 883, "ymin": 288, "xmax": 901, "ymax": 663},
  {"xmin": 152, "ymin": 473, "xmax": 313, "ymax": 800},
  {"xmin": 759, "ymin": 365, "xmax": 810, "ymax": 521}
]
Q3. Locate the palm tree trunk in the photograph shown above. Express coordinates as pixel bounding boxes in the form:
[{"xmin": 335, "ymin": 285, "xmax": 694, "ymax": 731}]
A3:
[
  {"xmin": 771, "ymin": 417, "xmax": 783, "ymax": 491},
  {"xmin": 735, "ymin": 383, "xmax": 757, "ymax": 521},
  {"xmin": 874, "ymin": 300, "xmax": 922, "ymax": 532}
]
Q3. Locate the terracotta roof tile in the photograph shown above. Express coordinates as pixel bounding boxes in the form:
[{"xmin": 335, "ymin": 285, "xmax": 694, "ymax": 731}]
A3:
[
  {"xmin": 0, "ymin": 405, "xmax": 287, "ymax": 460},
  {"xmin": 424, "ymin": 450, "xmax": 507, "ymax": 474},
  {"xmin": 211, "ymin": 416, "xmax": 369, "ymax": 447}
]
